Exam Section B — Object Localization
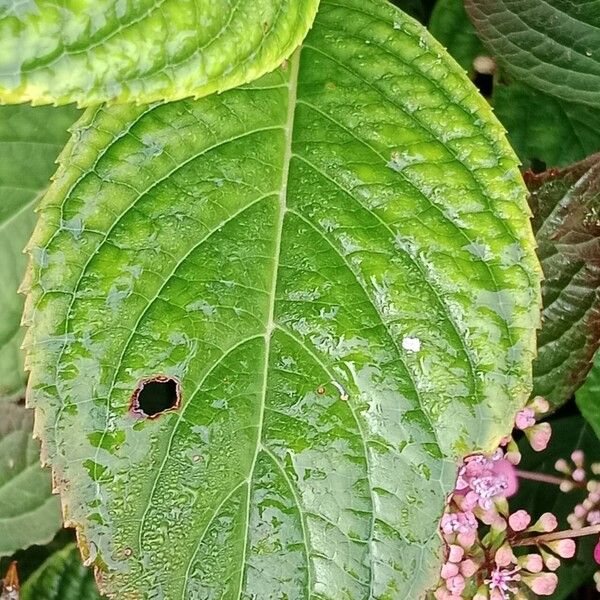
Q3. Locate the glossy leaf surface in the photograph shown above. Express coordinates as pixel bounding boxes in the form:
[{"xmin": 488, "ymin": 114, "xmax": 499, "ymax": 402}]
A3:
[
  {"xmin": 465, "ymin": 0, "xmax": 600, "ymax": 108},
  {"xmin": 0, "ymin": 403, "xmax": 61, "ymax": 557},
  {"xmin": 577, "ymin": 351, "xmax": 600, "ymax": 439},
  {"xmin": 20, "ymin": 545, "xmax": 101, "ymax": 600},
  {"xmin": 0, "ymin": 105, "xmax": 79, "ymax": 401},
  {"xmin": 0, "ymin": 0, "xmax": 319, "ymax": 106},
  {"xmin": 25, "ymin": 0, "xmax": 541, "ymax": 596},
  {"xmin": 528, "ymin": 154, "xmax": 600, "ymax": 409}
]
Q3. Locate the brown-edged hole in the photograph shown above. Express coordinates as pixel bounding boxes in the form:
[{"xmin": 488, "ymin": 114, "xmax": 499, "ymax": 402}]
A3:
[{"xmin": 130, "ymin": 376, "xmax": 180, "ymax": 418}]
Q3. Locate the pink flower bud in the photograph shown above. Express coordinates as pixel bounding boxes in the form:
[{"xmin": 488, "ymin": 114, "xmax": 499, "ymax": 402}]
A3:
[
  {"xmin": 441, "ymin": 562, "xmax": 459, "ymax": 579},
  {"xmin": 554, "ymin": 458, "xmax": 570, "ymax": 474},
  {"xmin": 571, "ymin": 450, "xmax": 584, "ymax": 466},
  {"xmin": 572, "ymin": 468, "xmax": 586, "ymax": 482},
  {"xmin": 523, "ymin": 572, "xmax": 558, "ymax": 595},
  {"xmin": 448, "ymin": 545, "xmax": 464, "ymax": 563},
  {"xmin": 545, "ymin": 539, "xmax": 576, "ymax": 558},
  {"xmin": 541, "ymin": 549, "xmax": 561, "ymax": 571},
  {"xmin": 530, "ymin": 512, "xmax": 558, "ymax": 533},
  {"xmin": 526, "ymin": 423, "xmax": 552, "ymax": 452},
  {"xmin": 574, "ymin": 504, "xmax": 587, "ymax": 519},
  {"xmin": 594, "ymin": 537, "xmax": 600, "ymax": 565},
  {"xmin": 495, "ymin": 543, "xmax": 516, "ymax": 567},
  {"xmin": 588, "ymin": 510, "xmax": 600, "ymax": 526},
  {"xmin": 519, "ymin": 553, "xmax": 543, "ymax": 573},
  {"xmin": 460, "ymin": 558, "xmax": 478, "ymax": 577},
  {"xmin": 515, "ymin": 408, "xmax": 536, "ymax": 430},
  {"xmin": 508, "ymin": 509, "xmax": 531, "ymax": 532},
  {"xmin": 531, "ymin": 396, "xmax": 549, "ymax": 414},
  {"xmin": 458, "ymin": 529, "xmax": 477, "ymax": 549},
  {"xmin": 446, "ymin": 574, "xmax": 465, "ymax": 595}
]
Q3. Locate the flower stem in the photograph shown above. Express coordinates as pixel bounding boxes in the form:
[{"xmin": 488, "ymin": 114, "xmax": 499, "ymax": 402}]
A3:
[
  {"xmin": 515, "ymin": 469, "xmax": 567, "ymax": 486},
  {"xmin": 513, "ymin": 524, "xmax": 600, "ymax": 547}
]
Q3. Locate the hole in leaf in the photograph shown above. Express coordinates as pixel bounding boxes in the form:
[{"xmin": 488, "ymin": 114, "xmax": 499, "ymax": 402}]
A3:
[{"xmin": 129, "ymin": 376, "xmax": 180, "ymax": 418}]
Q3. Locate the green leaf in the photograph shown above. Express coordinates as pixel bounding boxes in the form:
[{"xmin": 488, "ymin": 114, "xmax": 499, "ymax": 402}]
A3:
[
  {"xmin": 0, "ymin": 0, "xmax": 320, "ymax": 106},
  {"xmin": 24, "ymin": 0, "xmax": 541, "ymax": 596},
  {"xmin": 576, "ymin": 351, "xmax": 600, "ymax": 439},
  {"xmin": 21, "ymin": 544, "xmax": 101, "ymax": 600},
  {"xmin": 528, "ymin": 153, "xmax": 600, "ymax": 410},
  {"xmin": 512, "ymin": 415, "xmax": 599, "ymax": 599},
  {"xmin": 0, "ymin": 105, "xmax": 79, "ymax": 401},
  {"xmin": 493, "ymin": 82, "xmax": 600, "ymax": 170},
  {"xmin": 465, "ymin": 0, "xmax": 600, "ymax": 108},
  {"xmin": 0, "ymin": 403, "xmax": 62, "ymax": 557},
  {"xmin": 429, "ymin": 0, "xmax": 485, "ymax": 75}
]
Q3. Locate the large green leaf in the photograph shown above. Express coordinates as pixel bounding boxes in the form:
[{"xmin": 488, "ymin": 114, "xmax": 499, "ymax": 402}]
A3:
[
  {"xmin": 465, "ymin": 0, "xmax": 600, "ymax": 109},
  {"xmin": 528, "ymin": 154, "xmax": 600, "ymax": 410},
  {"xmin": 0, "ymin": 403, "xmax": 62, "ymax": 557},
  {"xmin": 0, "ymin": 105, "xmax": 79, "ymax": 401},
  {"xmin": 20, "ymin": 544, "xmax": 101, "ymax": 600},
  {"xmin": 24, "ymin": 0, "xmax": 541, "ymax": 596},
  {"xmin": 576, "ymin": 351, "xmax": 600, "ymax": 439},
  {"xmin": 0, "ymin": 0, "xmax": 319, "ymax": 106},
  {"xmin": 494, "ymin": 82, "xmax": 600, "ymax": 170}
]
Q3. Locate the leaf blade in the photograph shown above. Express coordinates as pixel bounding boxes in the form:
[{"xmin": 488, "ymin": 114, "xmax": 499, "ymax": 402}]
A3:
[
  {"xmin": 465, "ymin": 0, "xmax": 600, "ymax": 108},
  {"xmin": 25, "ymin": 0, "xmax": 541, "ymax": 596},
  {"xmin": 0, "ymin": 404, "xmax": 62, "ymax": 557},
  {"xmin": 0, "ymin": 105, "xmax": 79, "ymax": 401},
  {"xmin": 0, "ymin": 0, "xmax": 320, "ymax": 106}
]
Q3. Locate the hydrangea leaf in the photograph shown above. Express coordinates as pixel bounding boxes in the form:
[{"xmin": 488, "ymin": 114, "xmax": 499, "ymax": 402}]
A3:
[
  {"xmin": 0, "ymin": 0, "xmax": 319, "ymax": 106},
  {"xmin": 429, "ymin": 0, "xmax": 485, "ymax": 75},
  {"xmin": 0, "ymin": 105, "xmax": 79, "ymax": 401},
  {"xmin": 0, "ymin": 403, "xmax": 62, "ymax": 557},
  {"xmin": 465, "ymin": 0, "xmax": 600, "ymax": 109},
  {"xmin": 20, "ymin": 544, "xmax": 101, "ymax": 600},
  {"xmin": 528, "ymin": 154, "xmax": 600, "ymax": 409},
  {"xmin": 576, "ymin": 351, "xmax": 600, "ymax": 440},
  {"xmin": 24, "ymin": 0, "xmax": 541, "ymax": 596},
  {"xmin": 494, "ymin": 83, "xmax": 600, "ymax": 170}
]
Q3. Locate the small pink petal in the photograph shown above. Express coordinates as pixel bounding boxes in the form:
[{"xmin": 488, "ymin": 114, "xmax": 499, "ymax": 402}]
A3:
[
  {"xmin": 526, "ymin": 423, "xmax": 552, "ymax": 452},
  {"xmin": 515, "ymin": 408, "xmax": 536, "ymax": 430},
  {"xmin": 594, "ymin": 538, "xmax": 600, "ymax": 565},
  {"xmin": 446, "ymin": 574, "xmax": 465, "ymax": 595},
  {"xmin": 519, "ymin": 553, "xmax": 543, "ymax": 573},
  {"xmin": 508, "ymin": 509, "xmax": 531, "ymax": 532},
  {"xmin": 460, "ymin": 558, "xmax": 478, "ymax": 577},
  {"xmin": 524, "ymin": 572, "xmax": 558, "ymax": 595},
  {"xmin": 448, "ymin": 544, "xmax": 464, "ymax": 563},
  {"xmin": 495, "ymin": 544, "xmax": 516, "ymax": 567},
  {"xmin": 441, "ymin": 562, "xmax": 459, "ymax": 579}
]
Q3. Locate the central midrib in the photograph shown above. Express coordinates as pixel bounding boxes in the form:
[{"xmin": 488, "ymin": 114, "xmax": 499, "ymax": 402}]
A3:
[{"xmin": 235, "ymin": 47, "xmax": 302, "ymax": 598}]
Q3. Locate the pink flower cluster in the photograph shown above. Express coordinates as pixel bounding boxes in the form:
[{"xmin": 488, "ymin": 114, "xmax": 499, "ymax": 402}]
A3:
[{"xmin": 432, "ymin": 396, "xmax": 585, "ymax": 599}]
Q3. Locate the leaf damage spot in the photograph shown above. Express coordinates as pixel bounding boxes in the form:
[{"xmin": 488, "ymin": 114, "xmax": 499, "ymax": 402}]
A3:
[{"xmin": 129, "ymin": 376, "xmax": 181, "ymax": 419}]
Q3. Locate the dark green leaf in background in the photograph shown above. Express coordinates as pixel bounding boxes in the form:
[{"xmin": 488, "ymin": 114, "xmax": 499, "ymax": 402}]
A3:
[
  {"xmin": 0, "ymin": 404, "xmax": 62, "ymax": 558},
  {"xmin": 20, "ymin": 544, "xmax": 101, "ymax": 600},
  {"xmin": 0, "ymin": 105, "xmax": 79, "ymax": 401},
  {"xmin": 528, "ymin": 153, "xmax": 600, "ymax": 410},
  {"xmin": 465, "ymin": 0, "xmax": 600, "ymax": 109},
  {"xmin": 576, "ymin": 351, "xmax": 600, "ymax": 439},
  {"xmin": 23, "ymin": 0, "xmax": 541, "ymax": 596},
  {"xmin": 429, "ymin": 0, "xmax": 485, "ymax": 75},
  {"xmin": 494, "ymin": 82, "xmax": 600, "ymax": 171}
]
